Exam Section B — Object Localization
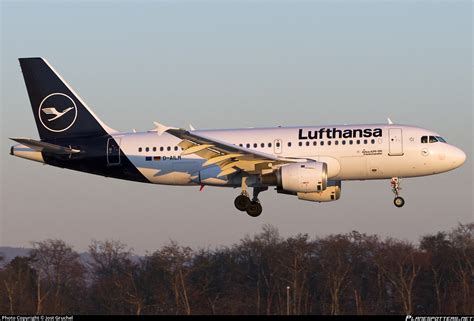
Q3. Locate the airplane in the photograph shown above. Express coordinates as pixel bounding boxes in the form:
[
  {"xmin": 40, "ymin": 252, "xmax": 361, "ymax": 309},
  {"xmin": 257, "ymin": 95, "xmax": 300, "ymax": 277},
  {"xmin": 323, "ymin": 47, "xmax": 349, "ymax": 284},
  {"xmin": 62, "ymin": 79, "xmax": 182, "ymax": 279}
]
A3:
[{"xmin": 10, "ymin": 57, "xmax": 467, "ymax": 217}]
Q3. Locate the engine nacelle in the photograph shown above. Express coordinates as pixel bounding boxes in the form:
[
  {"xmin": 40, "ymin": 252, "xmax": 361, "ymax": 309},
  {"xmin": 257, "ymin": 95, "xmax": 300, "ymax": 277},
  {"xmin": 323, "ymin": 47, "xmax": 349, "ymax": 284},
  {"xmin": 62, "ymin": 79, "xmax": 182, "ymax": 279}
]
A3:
[
  {"xmin": 280, "ymin": 162, "xmax": 328, "ymax": 193},
  {"xmin": 297, "ymin": 181, "xmax": 342, "ymax": 202}
]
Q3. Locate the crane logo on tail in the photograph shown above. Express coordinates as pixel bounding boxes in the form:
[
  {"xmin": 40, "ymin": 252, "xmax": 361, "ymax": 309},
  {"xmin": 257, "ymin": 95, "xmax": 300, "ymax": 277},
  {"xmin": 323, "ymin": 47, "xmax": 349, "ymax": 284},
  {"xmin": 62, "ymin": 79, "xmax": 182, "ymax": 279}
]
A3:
[{"xmin": 38, "ymin": 93, "xmax": 77, "ymax": 132}]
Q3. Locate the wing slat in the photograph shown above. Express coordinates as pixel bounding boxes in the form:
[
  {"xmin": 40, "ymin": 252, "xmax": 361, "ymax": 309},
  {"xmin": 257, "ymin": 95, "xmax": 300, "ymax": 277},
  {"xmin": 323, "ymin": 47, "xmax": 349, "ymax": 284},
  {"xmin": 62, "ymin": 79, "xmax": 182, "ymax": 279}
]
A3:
[
  {"xmin": 203, "ymin": 153, "xmax": 243, "ymax": 167},
  {"xmin": 181, "ymin": 144, "xmax": 214, "ymax": 156}
]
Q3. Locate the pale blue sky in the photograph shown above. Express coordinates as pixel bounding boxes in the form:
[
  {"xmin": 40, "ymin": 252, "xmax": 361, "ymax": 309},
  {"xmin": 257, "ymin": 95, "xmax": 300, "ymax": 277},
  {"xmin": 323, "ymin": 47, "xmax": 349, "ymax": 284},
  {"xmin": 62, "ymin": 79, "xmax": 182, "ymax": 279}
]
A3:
[{"xmin": 1, "ymin": 1, "xmax": 472, "ymax": 254}]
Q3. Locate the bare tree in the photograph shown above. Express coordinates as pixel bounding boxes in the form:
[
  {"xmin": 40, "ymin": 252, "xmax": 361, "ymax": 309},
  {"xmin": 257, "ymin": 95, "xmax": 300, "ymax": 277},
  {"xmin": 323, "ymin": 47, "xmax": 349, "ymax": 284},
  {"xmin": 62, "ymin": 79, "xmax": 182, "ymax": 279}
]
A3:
[
  {"xmin": 316, "ymin": 235, "xmax": 353, "ymax": 315},
  {"xmin": 148, "ymin": 241, "xmax": 193, "ymax": 315},
  {"xmin": 420, "ymin": 232, "xmax": 455, "ymax": 313},
  {"xmin": 1, "ymin": 222, "xmax": 473, "ymax": 315},
  {"xmin": 29, "ymin": 239, "xmax": 85, "ymax": 314},
  {"xmin": 237, "ymin": 224, "xmax": 286, "ymax": 315},
  {"xmin": 449, "ymin": 223, "xmax": 473, "ymax": 314},
  {"xmin": 277, "ymin": 234, "xmax": 313, "ymax": 315},
  {"xmin": 88, "ymin": 239, "xmax": 139, "ymax": 314},
  {"xmin": 0, "ymin": 256, "xmax": 37, "ymax": 314},
  {"xmin": 375, "ymin": 239, "xmax": 426, "ymax": 314}
]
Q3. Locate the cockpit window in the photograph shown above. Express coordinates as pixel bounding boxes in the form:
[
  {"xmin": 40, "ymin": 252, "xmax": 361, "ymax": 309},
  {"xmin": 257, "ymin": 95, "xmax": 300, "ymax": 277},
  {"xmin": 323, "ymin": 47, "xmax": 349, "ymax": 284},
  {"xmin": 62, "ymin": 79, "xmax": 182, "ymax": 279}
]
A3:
[{"xmin": 422, "ymin": 135, "xmax": 446, "ymax": 144}]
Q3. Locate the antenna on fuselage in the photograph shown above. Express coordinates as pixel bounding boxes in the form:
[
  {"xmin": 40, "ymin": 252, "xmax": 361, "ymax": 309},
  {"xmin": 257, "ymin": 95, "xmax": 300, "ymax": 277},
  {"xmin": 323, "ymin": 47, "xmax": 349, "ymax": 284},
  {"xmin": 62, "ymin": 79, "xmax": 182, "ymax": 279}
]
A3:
[{"xmin": 387, "ymin": 117, "xmax": 394, "ymax": 125}]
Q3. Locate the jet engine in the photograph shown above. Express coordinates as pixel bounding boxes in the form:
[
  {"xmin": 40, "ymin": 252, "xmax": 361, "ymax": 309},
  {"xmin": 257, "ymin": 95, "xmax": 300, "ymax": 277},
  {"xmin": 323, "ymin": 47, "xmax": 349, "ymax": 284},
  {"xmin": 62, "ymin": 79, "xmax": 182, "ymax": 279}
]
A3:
[
  {"xmin": 279, "ymin": 162, "xmax": 328, "ymax": 193},
  {"xmin": 296, "ymin": 180, "xmax": 341, "ymax": 202}
]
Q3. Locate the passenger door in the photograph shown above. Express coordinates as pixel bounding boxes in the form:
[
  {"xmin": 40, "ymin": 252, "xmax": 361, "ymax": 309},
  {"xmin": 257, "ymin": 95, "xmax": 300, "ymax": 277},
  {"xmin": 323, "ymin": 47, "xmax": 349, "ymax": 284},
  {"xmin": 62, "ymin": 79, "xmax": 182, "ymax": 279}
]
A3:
[
  {"xmin": 107, "ymin": 137, "xmax": 121, "ymax": 165},
  {"xmin": 388, "ymin": 128, "xmax": 403, "ymax": 156}
]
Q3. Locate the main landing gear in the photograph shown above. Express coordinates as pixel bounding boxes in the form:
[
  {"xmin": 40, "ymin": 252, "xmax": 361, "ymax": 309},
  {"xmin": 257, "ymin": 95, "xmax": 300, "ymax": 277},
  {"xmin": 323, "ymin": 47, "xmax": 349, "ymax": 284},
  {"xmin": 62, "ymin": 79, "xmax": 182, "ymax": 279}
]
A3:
[
  {"xmin": 234, "ymin": 177, "xmax": 266, "ymax": 217},
  {"xmin": 391, "ymin": 177, "xmax": 405, "ymax": 208}
]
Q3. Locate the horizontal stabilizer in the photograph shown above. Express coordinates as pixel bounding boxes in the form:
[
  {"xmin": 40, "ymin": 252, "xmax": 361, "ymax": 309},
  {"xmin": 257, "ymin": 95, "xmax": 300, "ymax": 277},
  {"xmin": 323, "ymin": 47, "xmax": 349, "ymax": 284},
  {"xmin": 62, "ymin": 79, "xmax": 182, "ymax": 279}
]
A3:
[{"xmin": 10, "ymin": 137, "xmax": 80, "ymax": 154}]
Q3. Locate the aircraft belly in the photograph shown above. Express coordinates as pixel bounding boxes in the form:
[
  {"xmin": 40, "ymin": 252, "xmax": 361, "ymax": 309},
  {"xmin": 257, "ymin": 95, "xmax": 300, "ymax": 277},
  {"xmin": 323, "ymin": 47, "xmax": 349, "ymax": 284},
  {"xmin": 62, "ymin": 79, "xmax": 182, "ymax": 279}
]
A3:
[
  {"xmin": 336, "ymin": 156, "xmax": 368, "ymax": 180},
  {"xmin": 133, "ymin": 159, "xmax": 200, "ymax": 185}
]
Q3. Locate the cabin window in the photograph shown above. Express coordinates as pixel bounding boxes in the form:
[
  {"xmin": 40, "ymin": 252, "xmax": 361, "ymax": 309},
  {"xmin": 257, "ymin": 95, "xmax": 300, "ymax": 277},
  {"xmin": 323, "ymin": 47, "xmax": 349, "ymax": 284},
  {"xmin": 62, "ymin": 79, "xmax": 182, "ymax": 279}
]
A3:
[
  {"xmin": 342, "ymin": 140, "xmax": 346, "ymax": 145},
  {"xmin": 356, "ymin": 140, "xmax": 360, "ymax": 145},
  {"xmin": 253, "ymin": 143, "xmax": 257, "ymax": 148},
  {"xmin": 167, "ymin": 146, "xmax": 171, "ymax": 151},
  {"xmin": 268, "ymin": 143, "xmax": 272, "ymax": 148},
  {"xmin": 288, "ymin": 142, "xmax": 292, "ymax": 147},
  {"xmin": 174, "ymin": 146, "xmax": 178, "ymax": 151},
  {"xmin": 320, "ymin": 141, "xmax": 325, "ymax": 146},
  {"xmin": 349, "ymin": 140, "xmax": 353, "ymax": 145},
  {"xmin": 299, "ymin": 142, "xmax": 303, "ymax": 147},
  {"xmin": 246, "ymin": 143, "xmax": 250, "ymax": 148},
  {"xmin": 160, "ymin": 147, "xmax": 164, "ymax": 151},
  {"xmin": 239, "ymin": 144, "xmax": 243, "ymax": 147},
  {"xmin": 145, "ymin": 147, "xmax": 149, "ymax": 152},
  {"xmin": 364, "ymin": 139, "xmax": 368, "ymax": 144},
  {"xmin": 313, "ymin": 141, "xmax": 317, "ymax": 146},
  {"xmin": 153, "ymin": 147, "xmax": 157, "ymax": 152},
  {"xmin": 327, "ymin": 141, "xmax": 332, "ymax": 146},
  {"xmin": 261, "ymin": 143, "xmax": 265, "ymax": 148},
  {"xmin": 335, "ymin": 141, "xmax": 339, "ymax": 145},
  {"xmin": 306, "ymin": 141, "xmax": 310, "ymax": 146},
  {"xmin": 276, "ymin": 142, "xmax": 281, "ymax": 147},
  {"xmin": 138, "ymin": 147, "xmax": 142, "ymax": 152},
  {"xmin": 371, "ymin": 139, "xmax": 375, "ymax": 144}
]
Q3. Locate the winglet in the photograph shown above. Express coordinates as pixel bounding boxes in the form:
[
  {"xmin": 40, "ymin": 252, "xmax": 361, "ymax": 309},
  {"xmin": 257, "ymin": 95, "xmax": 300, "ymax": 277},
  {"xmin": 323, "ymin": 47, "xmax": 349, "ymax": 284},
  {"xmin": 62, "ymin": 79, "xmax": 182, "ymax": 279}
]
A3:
[
  {"xmin": 189, "ymin": 124, "xmax": 195, "ymax": 131},
  {"xmin": 387, "ymin": 117, "xmax": 393, "ymax": 125},
  {"xmin": 152, "ymin": 121, "xmax": 178, "ymax": 136}
]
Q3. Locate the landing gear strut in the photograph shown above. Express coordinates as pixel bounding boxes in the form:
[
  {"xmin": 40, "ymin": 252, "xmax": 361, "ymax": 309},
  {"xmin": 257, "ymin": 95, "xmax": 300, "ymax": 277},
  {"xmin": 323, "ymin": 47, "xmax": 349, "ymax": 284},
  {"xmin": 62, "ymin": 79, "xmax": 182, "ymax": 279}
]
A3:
[
  {"xmin": 391, "ymin": 177, "xmax": 405, "ymax": 208},
  {"xmin": 246, "ymin": 186, "xmax": 267, "ymax": 217},
  {"xmin": 233, "ymin": 177, "xmax": 266, "ymax": 217}
]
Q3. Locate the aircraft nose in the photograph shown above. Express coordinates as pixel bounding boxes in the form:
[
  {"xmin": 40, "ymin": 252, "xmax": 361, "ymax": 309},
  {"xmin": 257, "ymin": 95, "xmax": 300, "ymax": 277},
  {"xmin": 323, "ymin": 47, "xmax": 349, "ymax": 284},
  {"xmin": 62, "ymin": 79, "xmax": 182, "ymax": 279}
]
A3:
[{"xmin": 451, "ymin": 146, "xmax": 466, "ymax": 169}]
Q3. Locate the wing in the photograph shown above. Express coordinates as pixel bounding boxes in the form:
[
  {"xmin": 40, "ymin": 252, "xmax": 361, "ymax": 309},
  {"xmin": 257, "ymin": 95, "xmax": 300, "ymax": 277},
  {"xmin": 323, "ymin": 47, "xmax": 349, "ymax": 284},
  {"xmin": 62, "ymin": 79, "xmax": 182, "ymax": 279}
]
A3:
[
  {"xmin": 42, "ymin": 107, "xmax": 59, "ymax": 115},
  {"xmin": 152, "ymin": 122, "xmax": 298, "ymax": 177}
]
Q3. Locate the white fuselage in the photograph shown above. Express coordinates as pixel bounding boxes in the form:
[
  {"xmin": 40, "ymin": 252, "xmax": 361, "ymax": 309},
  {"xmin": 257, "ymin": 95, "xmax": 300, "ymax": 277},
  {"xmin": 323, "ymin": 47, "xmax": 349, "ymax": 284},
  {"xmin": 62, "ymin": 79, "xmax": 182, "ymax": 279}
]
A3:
[{"xmin": 113, "ymin": 124, "xmax": 465, "ymax": 187}]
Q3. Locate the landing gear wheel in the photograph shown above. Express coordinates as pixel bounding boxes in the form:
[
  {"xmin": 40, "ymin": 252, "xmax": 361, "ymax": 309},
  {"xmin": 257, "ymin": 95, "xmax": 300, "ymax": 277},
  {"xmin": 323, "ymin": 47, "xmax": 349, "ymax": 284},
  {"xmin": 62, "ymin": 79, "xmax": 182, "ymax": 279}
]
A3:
[
  {"xmin": 234, "ymin": 194, "xmax": 250, "ymax": 211},
  {"xmin": 246, "ymin": 201, "xmax": 263, "ymax": 217},
  {"xmin": 390, "ymin": 177, "xmax": 405, "ymax": 208},
  {"xmin": 394, "ymin": 196, "xmax": 405, "ymax": 208}
]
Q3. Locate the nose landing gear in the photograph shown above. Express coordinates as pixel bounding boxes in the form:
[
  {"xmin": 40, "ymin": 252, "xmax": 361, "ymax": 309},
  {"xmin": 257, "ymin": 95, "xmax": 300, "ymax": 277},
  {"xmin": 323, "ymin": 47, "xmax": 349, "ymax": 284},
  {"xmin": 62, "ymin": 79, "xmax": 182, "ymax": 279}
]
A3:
[{"xmin": 391, "ymin": 177, "xmax": 405, "ymax": 208}]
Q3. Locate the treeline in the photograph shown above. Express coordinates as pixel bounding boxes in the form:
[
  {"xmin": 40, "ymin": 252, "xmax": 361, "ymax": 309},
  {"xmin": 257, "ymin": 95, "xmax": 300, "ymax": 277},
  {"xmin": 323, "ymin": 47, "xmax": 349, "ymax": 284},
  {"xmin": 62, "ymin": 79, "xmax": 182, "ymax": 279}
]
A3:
[{"xmin": 0, "ymin": 223, "xmax": 472, "ymax": 315}]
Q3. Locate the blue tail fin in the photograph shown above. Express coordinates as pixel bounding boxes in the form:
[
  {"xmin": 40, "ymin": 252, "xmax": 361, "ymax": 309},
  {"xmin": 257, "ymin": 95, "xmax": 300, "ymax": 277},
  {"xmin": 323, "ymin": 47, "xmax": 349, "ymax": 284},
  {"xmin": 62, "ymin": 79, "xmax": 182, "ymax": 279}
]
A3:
[{"xmin": 19, "ymin": 57, "xmax": 115, "ymax": 140}]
